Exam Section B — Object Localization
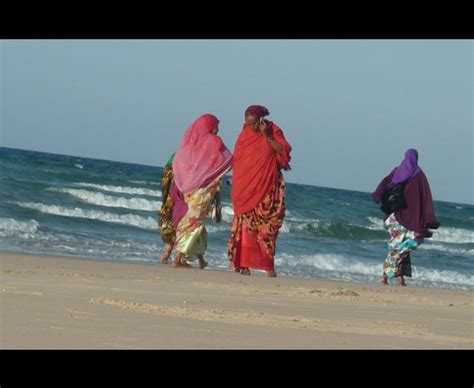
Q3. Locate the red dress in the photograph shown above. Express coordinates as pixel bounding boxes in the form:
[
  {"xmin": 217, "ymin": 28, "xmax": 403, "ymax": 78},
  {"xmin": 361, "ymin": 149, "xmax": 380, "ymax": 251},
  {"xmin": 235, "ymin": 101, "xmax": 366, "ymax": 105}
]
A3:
[{"xmin": 228, "ymin": 122, "xmax": 292, "ymax": 272}]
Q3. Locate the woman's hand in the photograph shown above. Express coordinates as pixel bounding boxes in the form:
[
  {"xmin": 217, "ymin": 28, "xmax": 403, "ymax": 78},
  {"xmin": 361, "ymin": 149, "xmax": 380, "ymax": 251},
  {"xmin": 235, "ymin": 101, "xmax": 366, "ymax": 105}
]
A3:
[
  {"xmin": 259, "ymin": 119, "xmax": 284, "ymax": 154},
  {"xmin": 259, "ymin": 119, "xmax": 272, "ymax": 138}
]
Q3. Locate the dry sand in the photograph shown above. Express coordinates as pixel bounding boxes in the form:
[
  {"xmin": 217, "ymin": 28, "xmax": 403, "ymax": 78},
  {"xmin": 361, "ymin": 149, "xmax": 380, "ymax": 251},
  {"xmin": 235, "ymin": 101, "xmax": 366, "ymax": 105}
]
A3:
[{"xmin": 1, "ymin": 251, "xmax": 472, "ymax": 349}]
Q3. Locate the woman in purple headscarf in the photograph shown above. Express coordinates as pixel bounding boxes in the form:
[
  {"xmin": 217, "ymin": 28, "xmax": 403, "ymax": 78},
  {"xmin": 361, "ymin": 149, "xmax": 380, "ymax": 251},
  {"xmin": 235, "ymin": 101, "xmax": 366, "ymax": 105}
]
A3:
[{"xmin": 372, "ymin": 149, "xmax": 440, "ymax": 286}]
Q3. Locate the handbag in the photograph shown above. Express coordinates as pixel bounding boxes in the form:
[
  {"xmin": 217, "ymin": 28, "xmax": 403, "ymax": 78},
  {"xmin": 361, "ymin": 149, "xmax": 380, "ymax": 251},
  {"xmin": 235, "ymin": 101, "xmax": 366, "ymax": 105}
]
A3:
[{"xmin": 380, "ymin": 183, "xmax": 407, "ymax": 214}]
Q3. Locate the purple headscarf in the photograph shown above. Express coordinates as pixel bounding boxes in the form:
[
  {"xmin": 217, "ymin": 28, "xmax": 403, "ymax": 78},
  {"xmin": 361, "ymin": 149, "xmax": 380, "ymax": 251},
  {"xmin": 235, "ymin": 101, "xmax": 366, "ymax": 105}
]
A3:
[{"xmin": 389, "ymin": 149, "xmax": 422, "ymax": 188}]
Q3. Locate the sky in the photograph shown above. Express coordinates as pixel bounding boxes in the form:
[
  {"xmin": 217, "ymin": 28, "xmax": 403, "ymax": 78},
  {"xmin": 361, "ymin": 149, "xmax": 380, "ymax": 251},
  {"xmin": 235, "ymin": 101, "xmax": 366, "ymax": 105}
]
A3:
[{"xmin": 1, "ymin": 39, "xmax": 472, "ymax": 204}]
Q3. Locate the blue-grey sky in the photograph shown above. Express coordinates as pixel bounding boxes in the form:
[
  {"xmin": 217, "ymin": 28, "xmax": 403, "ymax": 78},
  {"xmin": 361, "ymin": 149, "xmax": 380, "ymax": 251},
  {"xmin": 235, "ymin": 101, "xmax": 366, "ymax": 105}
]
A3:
[{"xmin": 1, "ymin": 40, "xmax": 472, "ymax": 204}]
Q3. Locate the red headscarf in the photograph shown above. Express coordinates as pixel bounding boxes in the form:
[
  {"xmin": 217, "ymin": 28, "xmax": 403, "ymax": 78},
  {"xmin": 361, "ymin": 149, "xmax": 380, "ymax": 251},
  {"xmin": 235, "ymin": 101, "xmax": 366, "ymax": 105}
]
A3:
[
  {"xmin": 173, "ymin": 114, "xmax": 233, "ymax": 194},
  {"xmin": 244, "ymin": 105, "xmax": 270, "ymax": 119},
  {"xmin": 231, "ymin": 119, "xmax": 292, "ymax": 216}
]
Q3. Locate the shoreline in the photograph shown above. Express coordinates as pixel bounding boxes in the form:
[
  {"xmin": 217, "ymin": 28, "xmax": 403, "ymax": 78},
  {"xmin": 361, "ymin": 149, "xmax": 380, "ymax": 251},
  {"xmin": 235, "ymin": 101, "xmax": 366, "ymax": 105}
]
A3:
[
  {"xmin": 1, "ymin": 251, "xmax": 472, "ymax": 349},
  {"xmin": 1, "ymin": 248, "xmax": 469, "ymax": 292}
]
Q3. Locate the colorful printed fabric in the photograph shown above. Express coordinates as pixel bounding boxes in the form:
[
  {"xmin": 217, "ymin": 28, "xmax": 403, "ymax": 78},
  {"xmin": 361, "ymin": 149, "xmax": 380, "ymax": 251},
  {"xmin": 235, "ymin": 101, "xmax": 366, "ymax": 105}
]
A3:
[
  {"xmin": 174, "ymin": 175, "xmax": 225, "ymax": 259},
  {"xmin": 383, "ymin": 212, "xmax": 423, "ymax": 278},
  {"xmin": 227, "ymin": 174, "xmax": 286, "ymax": 272},
  {"xmin": 231, "ymin": 122, "xmax": 292, "ymax": 216},
  {"xmin": 158, "ymin": 163, "xmax": 176, "ymax": 244}
]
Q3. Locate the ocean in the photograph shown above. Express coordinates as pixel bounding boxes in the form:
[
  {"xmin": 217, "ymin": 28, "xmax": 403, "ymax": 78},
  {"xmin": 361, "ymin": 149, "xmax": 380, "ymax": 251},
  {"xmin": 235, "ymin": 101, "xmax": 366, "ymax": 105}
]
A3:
[{"xmin": 1, "ymin": 146, "xmax": 472, "ymax": 290}]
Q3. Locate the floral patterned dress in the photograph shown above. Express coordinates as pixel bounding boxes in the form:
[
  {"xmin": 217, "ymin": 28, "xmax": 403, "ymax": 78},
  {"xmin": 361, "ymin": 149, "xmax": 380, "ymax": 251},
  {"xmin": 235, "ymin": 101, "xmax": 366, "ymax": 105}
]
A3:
[
  {"xmin": 157, "ymin": 163, "xmax": 176, "ymax": 244},
  {"xmin": 174, "ymin": 176, "xmax": 223, "ymax": 260},
  {"xmin": 383, "ymin": 212, "xmax": 424, "ymax": 278},
  {"xmin": 227, "ymin": 174, "xmax": 286, "ymax": 272}
]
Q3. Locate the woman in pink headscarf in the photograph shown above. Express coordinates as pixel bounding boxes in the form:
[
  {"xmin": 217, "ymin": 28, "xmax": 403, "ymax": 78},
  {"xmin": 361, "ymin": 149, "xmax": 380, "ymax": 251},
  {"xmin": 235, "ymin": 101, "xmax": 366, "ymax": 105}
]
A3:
[{"xmin": 170, "ymin": 113, "xmax": 233, "ymax": 269}]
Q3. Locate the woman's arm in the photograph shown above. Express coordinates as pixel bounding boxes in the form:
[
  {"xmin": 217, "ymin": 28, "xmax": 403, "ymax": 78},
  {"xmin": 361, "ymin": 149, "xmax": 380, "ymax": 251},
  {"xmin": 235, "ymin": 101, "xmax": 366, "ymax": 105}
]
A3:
[
  {"xmin": 259, "ymin": 120, "xmax": 284, "ymax": 154},
  {"xmin": 266, "ymin": 136, "xmax": 284, "ymax": 154}
]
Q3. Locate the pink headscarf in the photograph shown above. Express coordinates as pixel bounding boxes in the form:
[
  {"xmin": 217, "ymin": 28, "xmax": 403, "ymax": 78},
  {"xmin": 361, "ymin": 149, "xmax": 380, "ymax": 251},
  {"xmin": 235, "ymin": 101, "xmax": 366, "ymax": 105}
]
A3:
[{"xmin": 172, "ymin": 114, "xmax": 233, "ymax": 194}]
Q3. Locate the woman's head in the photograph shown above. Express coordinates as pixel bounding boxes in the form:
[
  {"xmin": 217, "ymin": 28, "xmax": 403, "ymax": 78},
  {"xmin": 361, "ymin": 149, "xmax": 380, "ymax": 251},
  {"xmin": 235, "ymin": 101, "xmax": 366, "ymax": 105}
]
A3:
[
  {"xmin": 244, "ymin": 105, "xmax": 270, "ymax": 131},
  {"xmin": 404, "ymin": 149, "xmax": 419, "ymax": 164},
  {"xmin": 172, "ymin": 113, "xmax": 232, "ymax": 194},
  {"xmin": 184, "ymin": 113, "xmax": 220, "ymax": 143},
  {"xmin": 390, "ymin": 148, "xmax": 422, "ymax": 187},
  {"xmin": 196, "ymin": 113, "xmax": 220, "ymax": 135}
]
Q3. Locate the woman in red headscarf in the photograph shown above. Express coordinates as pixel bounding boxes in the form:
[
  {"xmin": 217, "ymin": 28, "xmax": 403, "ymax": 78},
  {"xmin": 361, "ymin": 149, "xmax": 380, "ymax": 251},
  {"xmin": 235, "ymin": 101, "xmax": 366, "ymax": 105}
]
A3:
[
  {"xmin": 171, "ymin": 113, "xmax": 233, "ymax": 269},
  {"xmin": 228, "ymin": 105, "xmax": 292, "ymax": 277}
]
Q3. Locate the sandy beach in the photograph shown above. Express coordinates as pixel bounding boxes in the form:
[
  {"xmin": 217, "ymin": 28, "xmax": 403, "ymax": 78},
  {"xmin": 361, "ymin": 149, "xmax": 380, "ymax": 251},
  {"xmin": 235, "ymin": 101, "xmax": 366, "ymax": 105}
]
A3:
[{"xmin": 0, "ymin": 251, "xmax": 472, "ymax": 349}]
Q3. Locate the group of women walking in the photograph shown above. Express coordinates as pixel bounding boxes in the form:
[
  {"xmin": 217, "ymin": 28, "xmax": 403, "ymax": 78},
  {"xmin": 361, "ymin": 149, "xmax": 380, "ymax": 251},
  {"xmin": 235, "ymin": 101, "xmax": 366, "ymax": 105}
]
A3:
[{"xmin": 158, "ymin": 105, "xmax": 439, "ymax": 285}]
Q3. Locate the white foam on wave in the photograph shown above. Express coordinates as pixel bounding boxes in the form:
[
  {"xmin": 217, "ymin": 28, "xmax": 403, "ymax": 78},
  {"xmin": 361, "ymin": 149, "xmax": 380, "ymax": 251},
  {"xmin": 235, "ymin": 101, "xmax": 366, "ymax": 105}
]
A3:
[
  {"xmin": 367, "ymin": 217, "xmax": 474, "ymax": 244},
  {"xmin": 284, "ymin": 220, "xmax": 320, "ymax": 233},
  {"xmin": 74, "ymin": 164, "xmax": 84, "ymax": 169},
  {"xmin": 130, "ymin": 180, "xmax": 160, "ymax": 186},
  {"xmin": 419, "ymin": 243, "xmax": 474, "ymax": 256},
  {"xmin": 0, "ymin": 217, "xmax": 39, "ymax": 238},
  {"xmin": 278, "ymin": 252, "xmax": 383, "ymax": 276},
  {"xmin": 48, "ymin": 188, "xmax": 162, "ymax": 211},
  {"xmin": 76, "ymin": 182, "xmax": 162, "ymax": 197},
  {"xmin": 203, "ymin": 224, "xmax": 229, "ymax": 233},
  {"xmin": 412, "ymin": 267, "xmax": 473, "ymax": 288},
  {"xmin": 367, "ymin": 216, "xmax": 384, "ymax": 230},
  {"xmin": 280, "ymin": 221, "xmax": 290, "ymax": 233},
  {"xmin": 220, "ymin": 205, "xmax": 235, "ymax": 223},
  {"xmin": 58, "ymin": 238, "xmax": 163, "ymax": 258},
  {"xmin": 430, "ymin": 227, "xmax": 474, "ymax": 244},
  {"xmin": 13, "ymin": 202, "xmax": 159, "ymax": 230},
  {"xmin": 277, "ymin": 252, "xmax": 473, "ymax": 289}
]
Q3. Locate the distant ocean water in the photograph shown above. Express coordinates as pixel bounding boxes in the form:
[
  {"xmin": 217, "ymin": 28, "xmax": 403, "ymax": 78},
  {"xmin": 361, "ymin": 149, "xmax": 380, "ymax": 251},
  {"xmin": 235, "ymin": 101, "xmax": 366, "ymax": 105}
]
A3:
[{"xmin": 1, "ymin": 147, "xmax": 472, "ymax": 290}]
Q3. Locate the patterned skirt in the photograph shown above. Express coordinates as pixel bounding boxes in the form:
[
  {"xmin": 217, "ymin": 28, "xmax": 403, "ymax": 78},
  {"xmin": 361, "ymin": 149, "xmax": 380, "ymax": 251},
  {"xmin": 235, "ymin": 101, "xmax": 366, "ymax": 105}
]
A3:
[
  {"xmin": 227, "ymin": 174, "xmax": 286, "ymax": 272},
  {"xmin": 383, "ymin": 212, "xmax": 423, "ymax": 278},
  {"xmin": 174, "ymin": 177, "xmax": 223, "ymax": 259},
  {"xmin": 158, "ymin": 165, "xmax": 175, "ymax": 244}
]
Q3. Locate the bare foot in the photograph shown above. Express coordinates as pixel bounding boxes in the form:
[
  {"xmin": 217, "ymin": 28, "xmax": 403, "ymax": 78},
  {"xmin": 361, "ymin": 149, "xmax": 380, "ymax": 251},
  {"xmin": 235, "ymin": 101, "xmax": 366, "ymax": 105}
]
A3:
[
  {"xmin": 172, "ymin": 254, "xmax": 193, "ymax": 268},
  {"xmin": 161, "ymin": 244, "xmax": 173, "ymax": 264},
  {"xmin": 240, "ymin": 268, "xmax": 250, "ymax": 276},
  {"xmin": 381, "ymin": 274, "xmax": 388, "ymax": 285},
  {"xmin": 399, "ymin": 277, "xmax": 406, "ymax": 286},
  {"xmin": 172, "ymin": 260, "xmax": 193, "ymax": 268},
  {"xmin": 267, "ymin": 271, "xmax": 277, "ymax": 278},
  {"xmin": 197, "ymin": 255, "xmax": 208, "ymax": 269}
]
